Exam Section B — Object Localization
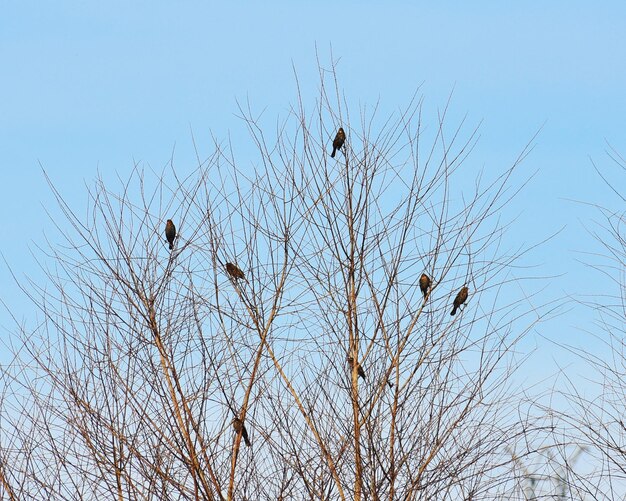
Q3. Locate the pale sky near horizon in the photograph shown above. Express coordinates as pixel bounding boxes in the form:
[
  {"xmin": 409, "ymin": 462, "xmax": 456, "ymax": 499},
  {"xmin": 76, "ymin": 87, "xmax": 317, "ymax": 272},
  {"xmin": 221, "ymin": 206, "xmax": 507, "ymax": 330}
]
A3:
[{"xmin": 2, "ymin": 2, "xmax": 626, "ymax": 409}]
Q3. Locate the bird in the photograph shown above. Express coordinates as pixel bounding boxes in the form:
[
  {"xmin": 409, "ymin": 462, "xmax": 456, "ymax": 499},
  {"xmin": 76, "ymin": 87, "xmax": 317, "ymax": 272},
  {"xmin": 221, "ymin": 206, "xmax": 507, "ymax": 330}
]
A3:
[
  {"xmin": 232, "ymin": 417, "xmax": 251, "ymax": 447},
  {"xmin": 331, "ymin": 127, "xmax": 346, "ymax": 158},
  {"xmin": 226, "ymin": 262, "xmax": 245, "ymax": 280},
  {"xmin": 450, "ymin": 286, "xmax": 469, "ymax": 316},
  {"xmin": 347, "ymin": 356, "xmax": 366, "ymax": 381},
  {"xmin": 419, "ymin": 273, "xmax": 431, "ymax": 299},
  {"xmin": 165, "ymin": 219, "xmax": 176, "ymax": 250}
]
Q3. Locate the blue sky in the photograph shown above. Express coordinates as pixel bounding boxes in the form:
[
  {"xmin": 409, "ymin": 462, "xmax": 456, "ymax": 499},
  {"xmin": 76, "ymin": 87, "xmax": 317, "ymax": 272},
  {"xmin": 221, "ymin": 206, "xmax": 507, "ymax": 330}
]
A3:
[{"xmin": 2, "ymin": 2, "xmax": 626, "ymax": 394}]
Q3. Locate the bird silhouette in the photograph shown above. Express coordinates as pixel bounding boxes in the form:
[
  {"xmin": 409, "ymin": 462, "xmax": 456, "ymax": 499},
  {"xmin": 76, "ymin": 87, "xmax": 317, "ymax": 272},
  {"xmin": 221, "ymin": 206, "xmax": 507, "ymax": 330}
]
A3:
[
  {"xmin": 232, "ymin": 417, "xmax": 251, "ymax": 447},
  {"xmin": 226, "ymin": 262, "xmax": 245, "ymax": 280},
  {"xmin": 165, "ymin": 219, "xmax": 176, "ymax": 250},
  {"xmin": 331, "ymin": 127, "xmax": 346, "ymax": 158},
  {"xmin": 347, "ymin": 356, "xmax": 366, "ymax": 381},
  {"xmin": 450, "ymin": 286, "xmax": 469, "ymax": 316},
  {"xmin": 419, "ymin": 273, "xmax": 431, "ymax": 299}
]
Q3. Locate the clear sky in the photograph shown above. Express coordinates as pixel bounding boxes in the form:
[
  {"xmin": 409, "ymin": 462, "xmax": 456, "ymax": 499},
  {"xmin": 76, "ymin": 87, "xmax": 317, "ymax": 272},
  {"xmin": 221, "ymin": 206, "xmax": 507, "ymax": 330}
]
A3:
[{"xmin": 2, "ymin": 2, "xmax": 626, "ymax": 400}]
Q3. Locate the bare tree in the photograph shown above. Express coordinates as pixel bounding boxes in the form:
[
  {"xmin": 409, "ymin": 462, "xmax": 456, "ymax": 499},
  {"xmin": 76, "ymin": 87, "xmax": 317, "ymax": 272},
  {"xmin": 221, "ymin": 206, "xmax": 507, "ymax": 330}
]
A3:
[
  {"xmin": 0, "ymin": 63, "xmax": 547, "ymax": 500},
  {"xmin": 555, "ymin": 146, "xmax": 626, "ymax": 500}
]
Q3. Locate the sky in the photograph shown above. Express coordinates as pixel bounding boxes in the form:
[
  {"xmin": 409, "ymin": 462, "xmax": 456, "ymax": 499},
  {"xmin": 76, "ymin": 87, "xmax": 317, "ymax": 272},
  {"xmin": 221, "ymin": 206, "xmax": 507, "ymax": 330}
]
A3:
[{"xmin": 2, "ymin": 2, "xmax": 626, "ymax": 419}]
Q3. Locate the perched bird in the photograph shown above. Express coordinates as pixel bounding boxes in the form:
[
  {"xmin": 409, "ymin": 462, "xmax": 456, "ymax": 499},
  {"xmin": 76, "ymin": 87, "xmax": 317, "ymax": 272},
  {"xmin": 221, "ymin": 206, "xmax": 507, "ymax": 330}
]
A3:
[
  {"xmin": 450, "ymin": 286, "xmax": 469, "ymax": 316},
  {"xmin": 347, "ymin": 356, "xmax": 366, "ymax": 381},
  {"xmin": 165, "ymin": 219, "xmax": 176, "ymax": 250},
  {"xmin": 226, "ymin": 262, "xmax": 245, "ymax": 280},
  {"xmin": 419, "ymin": 273, "xmax": 431, "ymax": 299},
  {"xmin": 232, "ymin": 417, "xmax": 251, "ymax": 447},
  {"xmin": 331, "ymin": 127, "xmax": 346, "ymax": 158}
]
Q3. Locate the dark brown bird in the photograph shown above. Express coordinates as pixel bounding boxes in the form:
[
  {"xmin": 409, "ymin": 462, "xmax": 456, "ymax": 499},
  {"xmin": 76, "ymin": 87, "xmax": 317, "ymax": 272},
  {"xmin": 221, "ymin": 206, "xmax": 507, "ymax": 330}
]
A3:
[
  {"xmin": 331, "ymin": 127, "xmax": 346, "ymax": 158},
  {"xmin": 419, "ymin": 273, "xmax": 431, "ymax": 299},
  {"xmin": 347, "ymin": 356, "xmax": 366, "ymax": 381},
  {"xmin": 226, "ymin": 262, "xmax": 245, "ymax": 280},
  {"xmin": 232, "ymin": 417, "xmax": 251, "ymax": 447},
  {"xmin": 450, "ymin": 286, "xmax": 469, "ymax": 316},
  {"xmin": 165, "ymin": 219, "xmax": 176, "ymax": 250}
]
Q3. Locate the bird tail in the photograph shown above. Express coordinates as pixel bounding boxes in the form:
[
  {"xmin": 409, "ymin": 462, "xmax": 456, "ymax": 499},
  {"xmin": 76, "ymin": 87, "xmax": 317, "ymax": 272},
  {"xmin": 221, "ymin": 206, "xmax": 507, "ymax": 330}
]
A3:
[
  {"xmin": 244, "ymin": 435, "xmax": 251, "ymax": 447},
  {"xmin": 331, "ymin": 147, "xmax": 336, "ymax": 158},
  {"xmin": 169, "ymin": 243, "xmax": 174, "ymax": 250},
  {"xmin": 450, "ymin": 306, "xmax": 457, "ymax": 316}
]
